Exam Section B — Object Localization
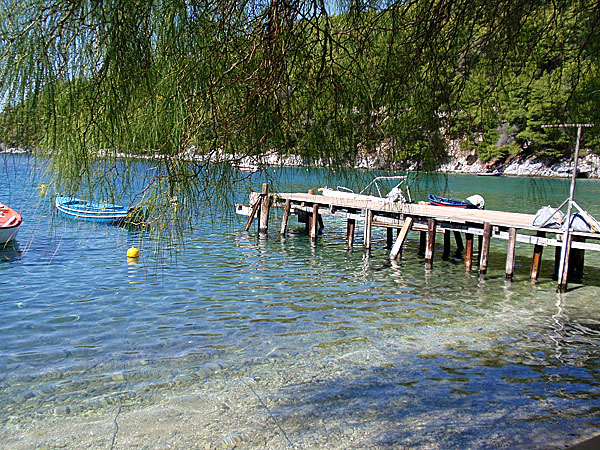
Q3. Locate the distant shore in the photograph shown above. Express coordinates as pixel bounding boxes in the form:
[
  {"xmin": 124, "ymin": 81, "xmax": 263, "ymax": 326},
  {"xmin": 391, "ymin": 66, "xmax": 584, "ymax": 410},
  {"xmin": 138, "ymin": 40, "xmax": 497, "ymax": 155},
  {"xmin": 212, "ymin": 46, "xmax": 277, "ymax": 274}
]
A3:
[{"xmin": 2, "ymin": 146, "xmax": 599, "ymax": 179}]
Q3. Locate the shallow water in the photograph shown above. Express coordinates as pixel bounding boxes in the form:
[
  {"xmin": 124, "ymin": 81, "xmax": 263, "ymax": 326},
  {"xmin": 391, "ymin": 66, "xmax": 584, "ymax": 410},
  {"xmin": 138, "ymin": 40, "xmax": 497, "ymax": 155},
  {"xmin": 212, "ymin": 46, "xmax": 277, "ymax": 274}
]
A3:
[{"xmin": 1, "ymin": 154, "xmax": 600, "ymax": 449}]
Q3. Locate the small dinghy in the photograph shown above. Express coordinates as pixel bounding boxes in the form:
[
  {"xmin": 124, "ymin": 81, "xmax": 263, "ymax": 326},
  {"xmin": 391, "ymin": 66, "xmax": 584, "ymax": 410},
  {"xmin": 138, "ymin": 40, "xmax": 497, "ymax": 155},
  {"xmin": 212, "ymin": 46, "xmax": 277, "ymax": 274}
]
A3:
[
  {"xmin": 428, "ymin": 193, "xmax": 484, "ymax": 209},
  {"xmin": 56, "ymin": 196, "xmax": 142, "ymax": 225},
  {"xmin": 0, "ymin": 202, "xmax": 22, "ymax": 245}
]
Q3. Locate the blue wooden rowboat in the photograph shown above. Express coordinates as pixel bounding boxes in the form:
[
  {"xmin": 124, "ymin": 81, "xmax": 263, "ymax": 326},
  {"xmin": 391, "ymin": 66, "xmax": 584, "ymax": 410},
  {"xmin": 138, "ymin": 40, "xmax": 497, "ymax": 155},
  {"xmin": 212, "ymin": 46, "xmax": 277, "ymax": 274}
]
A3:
[
  {"xmin": 56, "ymin": 196, "xmax": 138, "ymax": 224},
  {"xmin": 428, "ymin": 193, "xmax": 477, "ymax": 209}
]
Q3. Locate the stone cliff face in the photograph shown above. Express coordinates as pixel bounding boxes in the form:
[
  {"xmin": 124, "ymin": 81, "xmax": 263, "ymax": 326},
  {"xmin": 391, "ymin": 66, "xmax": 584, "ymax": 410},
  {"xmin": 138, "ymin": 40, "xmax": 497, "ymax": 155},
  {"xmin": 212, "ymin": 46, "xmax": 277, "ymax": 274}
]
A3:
[{"xmin": 437, "ymin": 150, "xmax": 600, "ymax": 178}]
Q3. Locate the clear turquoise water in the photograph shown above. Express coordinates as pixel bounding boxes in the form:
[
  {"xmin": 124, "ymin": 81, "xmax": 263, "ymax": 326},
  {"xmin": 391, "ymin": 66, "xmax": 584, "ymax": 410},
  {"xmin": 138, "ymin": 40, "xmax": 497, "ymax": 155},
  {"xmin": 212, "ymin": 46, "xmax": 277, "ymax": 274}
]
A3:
[{"xmin": 1, "ymin": 154, "xmax": 600, "ymax": 448}]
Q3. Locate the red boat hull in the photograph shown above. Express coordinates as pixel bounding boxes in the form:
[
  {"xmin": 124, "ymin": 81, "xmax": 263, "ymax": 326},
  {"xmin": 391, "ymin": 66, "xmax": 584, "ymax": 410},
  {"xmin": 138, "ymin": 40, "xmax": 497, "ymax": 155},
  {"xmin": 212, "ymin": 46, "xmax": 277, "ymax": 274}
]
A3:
[{"xmin": 0, "ymin": 203, "xmax": 22, "ymax": 244}]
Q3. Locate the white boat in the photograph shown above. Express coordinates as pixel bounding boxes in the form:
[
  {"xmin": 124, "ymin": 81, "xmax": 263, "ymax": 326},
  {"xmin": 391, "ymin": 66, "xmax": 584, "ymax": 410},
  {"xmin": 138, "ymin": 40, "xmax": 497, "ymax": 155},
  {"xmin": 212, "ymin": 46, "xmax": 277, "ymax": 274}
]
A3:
[
  {"xmin": 320, "ymin": 176, "xmax": 412, "ymax": 204},
  {"xmin": 238, "ymin": 164, "xmax": 259, "ymax": 173},
  {"xmin": 0, "ymin": 202, "xmax": 22, "ymax": 245}
]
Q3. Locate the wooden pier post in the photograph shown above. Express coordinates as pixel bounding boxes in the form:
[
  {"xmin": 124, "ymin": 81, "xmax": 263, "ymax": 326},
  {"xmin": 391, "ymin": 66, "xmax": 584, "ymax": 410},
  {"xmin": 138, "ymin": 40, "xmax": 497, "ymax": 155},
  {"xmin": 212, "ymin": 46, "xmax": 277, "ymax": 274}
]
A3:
[
  {"xmin": 418, "ymin": 231, "xmax": 426, "ymax": 256},
  {"xmin": 310, "ymin": 203, "xmax": 319, "ymax": 241},
  {"xmin": 258, "ymin": 183, "xmax": 270, "ymax": 235},
  {"xmin": 570, "ymin": 236, "xmax": 585, "ymax": 279},
  {"xmin": 390, "ymin": 217, "xmax": 414, "ymax": 260},
  {"xmin": 464, "ymin": 233, "xmax": 474, "ymax": 271},
  {"xmin": 454, "ymin": 231, "xmax": 464, "ymax": 253},
  {"xmin": 347, "ymin": 209, "xmax": 356, "ymax": 249},
  {"xmin": 424, "ymin": 219, "xmax": 437, "ymax": 269},
  {"xmin": 306, "ymin": 189, "xmax": 314, "ymax": 234},
  {"xmin": 442, "ymin": 230, "xmax": 451, "ymax": 260},
  {"xmin": 280, "ymin": 199, "xmax": 291, "ymax": 236},
  {"xmin": 479, "ymin": 222, "xmax": 492, "ymax": 275},
  {"xmin": 553, "ymin": 245, "xmax": 561, "ymax": 280},
  {"xmin": 530, "ymin": 231, "xmax": 545, "ymax": 280},
  {"xmin": 558, "ymin": 233, "xmax": 573, "ymax": 291},
  {"xmin": 364, "ymin": 209, "xmax": 373, "ymax": 249},
  {"xmin": 387, "ymin": 228, "xmax": 394, "ymax": 249},
  {"xmin": 505, "ymin": 227, "xmax": 517, "ymax": 280}
]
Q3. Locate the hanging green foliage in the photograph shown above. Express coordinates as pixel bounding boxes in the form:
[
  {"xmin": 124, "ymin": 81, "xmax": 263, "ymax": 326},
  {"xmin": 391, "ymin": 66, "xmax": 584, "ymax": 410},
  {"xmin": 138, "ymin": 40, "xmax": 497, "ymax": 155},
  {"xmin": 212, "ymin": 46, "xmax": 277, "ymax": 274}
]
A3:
[{"xmin": 1, "ymin": 0, "xmax": 599, "ymax": 227}]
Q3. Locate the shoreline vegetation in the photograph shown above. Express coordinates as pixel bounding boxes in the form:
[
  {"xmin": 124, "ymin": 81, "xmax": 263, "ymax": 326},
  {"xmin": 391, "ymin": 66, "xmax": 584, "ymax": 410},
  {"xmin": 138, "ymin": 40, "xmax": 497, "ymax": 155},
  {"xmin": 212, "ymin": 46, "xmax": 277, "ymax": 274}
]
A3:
[{"xmin": 3, "ymin": 145, "xmax": 598, "ymax": 180}]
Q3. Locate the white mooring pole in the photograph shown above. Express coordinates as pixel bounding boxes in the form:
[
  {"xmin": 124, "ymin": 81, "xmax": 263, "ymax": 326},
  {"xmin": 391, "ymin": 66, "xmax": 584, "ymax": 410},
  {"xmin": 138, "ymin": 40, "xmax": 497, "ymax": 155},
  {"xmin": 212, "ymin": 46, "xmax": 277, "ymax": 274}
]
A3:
[{"xmin": 541, "ymin": 123, "xmax": 594, "ymax": 292}]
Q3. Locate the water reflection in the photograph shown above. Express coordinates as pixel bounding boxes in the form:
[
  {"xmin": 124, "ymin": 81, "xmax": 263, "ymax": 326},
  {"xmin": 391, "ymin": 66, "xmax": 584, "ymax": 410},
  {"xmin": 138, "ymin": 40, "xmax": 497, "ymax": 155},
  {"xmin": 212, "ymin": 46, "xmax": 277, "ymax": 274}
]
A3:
[{"xmin": 0, "ymin": 241, "xmax": 21, "ymax": 263}]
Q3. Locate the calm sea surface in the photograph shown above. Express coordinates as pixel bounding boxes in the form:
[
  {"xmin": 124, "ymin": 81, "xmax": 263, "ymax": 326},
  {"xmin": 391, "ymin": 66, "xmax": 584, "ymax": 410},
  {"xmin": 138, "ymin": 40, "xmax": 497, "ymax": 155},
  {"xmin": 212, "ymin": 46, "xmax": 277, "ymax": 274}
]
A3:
[{"xmin": 1, "ymin": 154, "xmax": 600, "ymax": 449}]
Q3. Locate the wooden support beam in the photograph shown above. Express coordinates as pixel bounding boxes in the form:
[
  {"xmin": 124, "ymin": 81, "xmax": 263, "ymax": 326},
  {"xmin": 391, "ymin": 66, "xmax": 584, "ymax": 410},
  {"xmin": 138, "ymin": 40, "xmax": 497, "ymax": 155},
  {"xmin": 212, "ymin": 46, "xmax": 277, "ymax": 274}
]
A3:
[
  {"xmin": 505, "ymin": 227, "xmax": 517, "ymax": 280},
  {"xmin": 347, "ymin": 209, "xmax": 356, "ymax": 249},
  {"xmin": 258, "ymin": 183, "xmax": 270, "ymax": 235},
  {"xmin": 364, "ymin": 209, "xmax": 373, "ymax": 249},
  {"xmin": 424, "ymin": 219, "xmax": 437, "ymax": 269},
  {"xmin": 244, "ymin": 196, "xmax": 262, "ymax": 232},
  {"xmin": 464, "ymin": 233, "xmax": 474, "ymax": 271},
  {"xmin": 390, "ymin": 217, "xmax": 414, "ymax": 260},
  {"xmin": 530, "ymin": 231, "xmax": 546, "ymax": 280},
  {"xmin": 479, "ymin": 222, "xmax": 492, "ymax": 275},
  {"xmin": 418, "ymin": 231, "xmax": 426, "ymax": 256},
  {"xmin": 280, "ymin": 199, "xmax": 291, "ymax": 236},
  {"xmin": 310, "ymin": 203, "xmax": 319, "ymax": 241},
  {"xmin": 442, "ymin": 230, "xmax": 451, "ymax": 260}
]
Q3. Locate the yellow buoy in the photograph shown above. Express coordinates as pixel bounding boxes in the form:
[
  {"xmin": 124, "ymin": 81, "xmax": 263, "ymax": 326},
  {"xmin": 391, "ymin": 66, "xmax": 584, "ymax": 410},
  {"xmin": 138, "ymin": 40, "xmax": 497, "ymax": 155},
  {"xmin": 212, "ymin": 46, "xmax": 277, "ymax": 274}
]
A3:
[{"xmin": 127, "ymin": 246, "xmax": 139, "ymax": 258}]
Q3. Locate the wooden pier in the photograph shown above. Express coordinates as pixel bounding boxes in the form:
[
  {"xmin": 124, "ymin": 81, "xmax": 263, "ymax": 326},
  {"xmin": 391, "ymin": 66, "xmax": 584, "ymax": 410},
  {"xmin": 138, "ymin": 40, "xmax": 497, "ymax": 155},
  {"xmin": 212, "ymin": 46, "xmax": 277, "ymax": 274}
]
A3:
[{"xmin": 237, "ymin": 184, "xmax": 600, "ymax": 292}]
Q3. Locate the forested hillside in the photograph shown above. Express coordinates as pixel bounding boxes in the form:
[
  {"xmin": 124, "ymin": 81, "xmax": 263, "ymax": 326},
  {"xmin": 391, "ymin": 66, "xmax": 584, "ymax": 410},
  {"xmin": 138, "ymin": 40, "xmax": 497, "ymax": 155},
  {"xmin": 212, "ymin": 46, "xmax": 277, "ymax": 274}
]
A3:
[{"xmin": 1, "ymin": 1, "xmax": 598, "ymax": 181}]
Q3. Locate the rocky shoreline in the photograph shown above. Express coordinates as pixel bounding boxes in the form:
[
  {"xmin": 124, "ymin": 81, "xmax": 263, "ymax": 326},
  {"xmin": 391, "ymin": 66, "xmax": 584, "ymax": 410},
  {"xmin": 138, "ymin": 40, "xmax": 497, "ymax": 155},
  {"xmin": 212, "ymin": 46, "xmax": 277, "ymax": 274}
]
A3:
[
  {"xmin": 436, "ymin": 151, "xmax": 600, "ymax": 179},
  {"xmin": 3, "ymin": 146, "xmax": 599, "ymax": 179}
]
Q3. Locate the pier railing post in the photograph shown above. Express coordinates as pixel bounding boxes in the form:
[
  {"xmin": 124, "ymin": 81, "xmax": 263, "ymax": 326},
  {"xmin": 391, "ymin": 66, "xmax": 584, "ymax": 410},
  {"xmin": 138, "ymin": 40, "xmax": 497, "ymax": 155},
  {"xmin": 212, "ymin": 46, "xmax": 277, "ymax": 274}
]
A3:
[{"xmin": 258, "ymin": 183, "xmax": 270, "ymax": 235}]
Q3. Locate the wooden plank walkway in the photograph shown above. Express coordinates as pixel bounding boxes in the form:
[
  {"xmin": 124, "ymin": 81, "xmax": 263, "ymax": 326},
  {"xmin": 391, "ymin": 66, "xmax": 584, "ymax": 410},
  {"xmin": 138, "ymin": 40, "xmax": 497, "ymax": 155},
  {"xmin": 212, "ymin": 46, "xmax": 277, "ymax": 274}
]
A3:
[{"xmin": 238, "ymin": 185, "xmax": 600, "ymax": 292}]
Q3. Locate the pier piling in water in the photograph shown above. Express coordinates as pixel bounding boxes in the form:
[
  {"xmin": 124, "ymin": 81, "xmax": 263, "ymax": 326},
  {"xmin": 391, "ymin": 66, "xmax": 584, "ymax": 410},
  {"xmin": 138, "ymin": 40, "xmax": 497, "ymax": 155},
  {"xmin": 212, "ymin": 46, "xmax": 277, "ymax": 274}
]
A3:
[
  {"xmin": 464, "ymin": 233, "xmax": 474, "ymax": 271},
  {"xmin": 505, "ymin": 228, "xmax": 517, "ymax": 280},
  {"xmin": 425, "ymin": 219, "xmax": 437, "ymax": 269},
  {"xmin": 530, "ymin": 231, "xmax": 545, "ymax": 280},
  {"xmin": 479, "ymin": 222, "xmax": 492, "ymax": 275},
  {"xmin": 258, "ymin": 183, "xmax": 270, "ymax": 235}
]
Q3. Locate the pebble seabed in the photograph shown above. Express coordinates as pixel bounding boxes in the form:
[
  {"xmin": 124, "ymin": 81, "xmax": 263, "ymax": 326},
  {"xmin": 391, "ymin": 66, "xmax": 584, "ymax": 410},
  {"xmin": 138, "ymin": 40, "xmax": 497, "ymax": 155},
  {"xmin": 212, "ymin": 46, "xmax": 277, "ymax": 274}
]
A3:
[{"xmin": 2, "ymin": 339, "xmax": 596, "ymax": 450}]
